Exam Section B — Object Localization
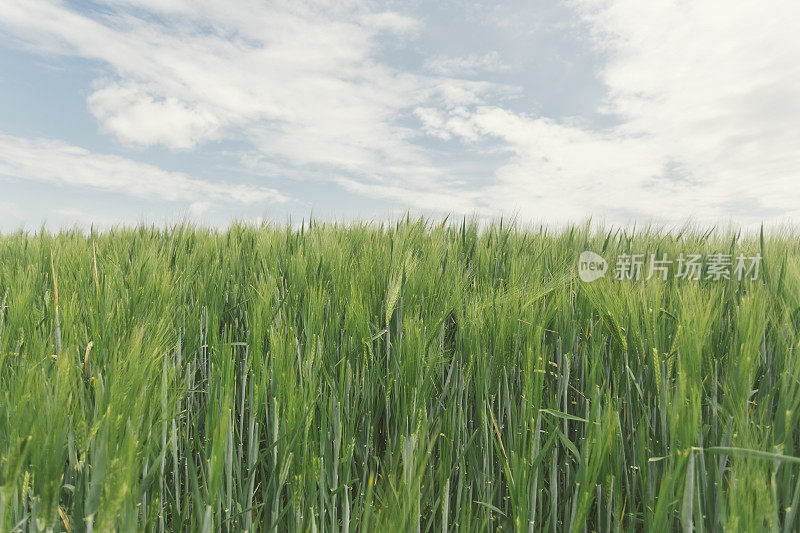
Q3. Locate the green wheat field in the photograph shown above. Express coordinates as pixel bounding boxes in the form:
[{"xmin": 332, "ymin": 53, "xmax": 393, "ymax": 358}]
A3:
[{"xmin": 1, "ymin": 219, "xmax": 799, "ymax": 532}]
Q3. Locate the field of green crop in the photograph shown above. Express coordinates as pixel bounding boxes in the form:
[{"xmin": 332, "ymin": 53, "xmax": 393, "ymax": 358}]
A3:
[{"xmin": 1, "ymin": 219, "xmax": 799, "ymax": 531}]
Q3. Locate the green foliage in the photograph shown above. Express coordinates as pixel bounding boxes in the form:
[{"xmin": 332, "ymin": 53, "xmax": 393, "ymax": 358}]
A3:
[{"xmin": 0, "ymin": 219, "xmax": 798, "ymax": 531}]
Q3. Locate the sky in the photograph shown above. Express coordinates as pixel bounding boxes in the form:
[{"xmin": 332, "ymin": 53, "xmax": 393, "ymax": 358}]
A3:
[{"xmin": 1, "ymin": 0, "xmax": 799, "ymax": 231}]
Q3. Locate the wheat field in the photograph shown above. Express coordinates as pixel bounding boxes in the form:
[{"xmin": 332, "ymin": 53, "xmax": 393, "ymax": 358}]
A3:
[{"xmin": 1, "ymin": 219, "xmax": 799, "ymax": 531}]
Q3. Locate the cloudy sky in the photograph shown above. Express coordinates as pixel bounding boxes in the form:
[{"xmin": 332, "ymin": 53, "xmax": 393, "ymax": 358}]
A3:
[{"xmin": 1, "ymin": 0, "xmax": 799, "ymax": 231}]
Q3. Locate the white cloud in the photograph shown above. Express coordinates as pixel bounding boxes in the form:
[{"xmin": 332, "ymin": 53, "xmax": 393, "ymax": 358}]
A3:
[
  {"xmin": 1, "ymin": 0, "xmax": 798, "ymax": 227},
  {"xmin": 424, "ymin": 51, "xmax": 510, "ymax": 76},
  {"xmin": 335, "ymin": 177, "xmax": 480, "ymax": 214},
  {"xmin": 0, "ymin": 134, "xmax": 288, "ymax": 205},
  {"xmin": 422, "ymin": 0, "xmax": 800, "ymax": 226},
  {"xmin": 87, "ymin": 80, "xmax": 223, "ymax": 149},
  {"xmin": 0, "ymin": 0, "xmax": 529, "ymax": 224},
  {"xmin": 0, "ymin": 0, "xmax": 471, "ymax": 180},
  {"xmin": 188, "ymin": 200, "xmax": 213, "ymax": 218}
]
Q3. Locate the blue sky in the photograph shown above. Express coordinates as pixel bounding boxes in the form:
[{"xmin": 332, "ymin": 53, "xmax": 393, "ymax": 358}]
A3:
[{"xmin": 1, "ymin": 0, "xmax": 799, "ymax": 231}]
